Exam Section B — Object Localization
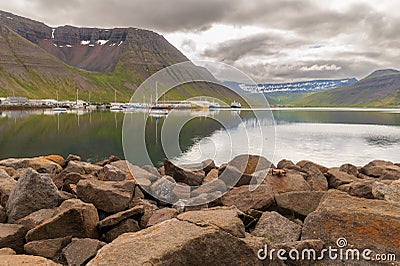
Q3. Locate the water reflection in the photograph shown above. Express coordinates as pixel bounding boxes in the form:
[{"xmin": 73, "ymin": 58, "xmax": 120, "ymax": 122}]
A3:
[{"xmin": 0, "ymin": 108, "xmax": 399, "ymax": 167}]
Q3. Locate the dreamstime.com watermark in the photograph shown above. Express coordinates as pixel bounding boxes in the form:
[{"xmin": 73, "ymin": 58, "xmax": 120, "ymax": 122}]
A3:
[{"xmin": 257, "ymin": 238, "xmax": 396, "ymax": 262}]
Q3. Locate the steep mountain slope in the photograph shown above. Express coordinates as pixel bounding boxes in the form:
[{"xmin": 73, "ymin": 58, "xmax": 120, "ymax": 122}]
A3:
[
  {"xmin": 0, "ymin": 10, "xmax": 240, "ymax": 103},
  {"xmin": 295, "ymin": 69, "xmax": 400, "ymax": 107}
]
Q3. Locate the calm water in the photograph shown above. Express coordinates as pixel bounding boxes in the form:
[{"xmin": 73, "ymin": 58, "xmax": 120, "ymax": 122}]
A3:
[{"xmin": 1, "ymin": 108, "xmax": 400, "ymax": 167}]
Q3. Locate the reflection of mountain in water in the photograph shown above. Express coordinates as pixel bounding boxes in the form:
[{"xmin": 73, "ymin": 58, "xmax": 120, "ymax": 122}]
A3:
[{"xmin": 365, "ymin": 135, "xmax": 400, "ymax": 147}]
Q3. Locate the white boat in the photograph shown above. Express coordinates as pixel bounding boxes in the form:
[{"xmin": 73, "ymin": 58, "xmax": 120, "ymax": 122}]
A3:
[
  {"xmin": 52, "ymin": 107, "xmax": 67, "ymax": 113},
  {"xmin": 52, "ymin": 91, "xmax": 67, "ymax": 113},
  {"xmin": 231, "ymin": 101, "xmax": 242, "ymax": 109},
  {"xmin": 110, "ymin": 105, "xmax": 123, "ymax": 111},
  {"xmin": 209, "ymin": 102, "xmax": 220, "ymax": 109},
  {"xmin": 149, "ymin": 109, "xmax": 169, "ymax": 117}
]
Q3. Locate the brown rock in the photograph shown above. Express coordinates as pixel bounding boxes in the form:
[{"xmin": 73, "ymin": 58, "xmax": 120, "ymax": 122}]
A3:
[
  {"xmin": 150, "ymin": 176, "xmax": 178, "ymax": 204},
  {"xmin": 62, "ymin": 238, "xmax": 106, "ymax": 266},
  {"xmin": 325, "ymin": 168, "xmax": 360, "ymax": 188},
  {"xmin": 257, "ymin": 171, "xmax": 311, "ymax": 194},
  {"xmin": 111, "ymin": 160, "xmax": 158, "ymax": 184},
  {"xmin": 77, "ymin": 179, "xmax": 135, "ymax": 213},
  {"xmin": 191, "ymin": 179, "xmax": 227, "ymax": 197},
  {"xmin": 98, "ymin": 205, "xmax": 144, "ymax": 229},
  {"xmin": 95, "ymin": 155, "xmax": 120, "ymax": 167},
  {"xmin": 277, "ymin": 159, "xmax": 304, "ymax": 172},
  {"xmin": 87, "ymin": 219, "xmax": 260, "ymax": 265},
  {"xmin": 203, "ymin": 168, "xmax": 218, "ymax": 184},
  {"xmin": 147, "ymin": 207, "xmax": 177, "ymax": 227},
  {"xmin": 348, "ymin": 180, "xmax": 375, "ymax": 199},
  {"xmin": 15, "ymin": 208, "xmax": 56, "ymax": 231},
  {"xmin": 221, "ymin": 184, "xmax": 275, "ymax": 213},
  {"xmin": 274, "ymin": 239, "xmax": 324, "ymax": 265},
  {"xmin": 103, "ymin": 219, "xmax": 140, "ymax": 243},
  {"xmin": 298, "ymin": 163, "xmax": 328, "ymax": 191},
  {"xmin": 26, "ymin": 199, "xmax": 99, "ymax": 242},
  {"xmin": 275, "ymin": 191, "xmax": 325, "ymax": 217},
  {"xmin": 297, "ymin": 160, "xmax": 328, "ymax": 174},
  {"xmin": 302, "ymin": 190, "xmax": 400, "ymax": 256},
  {"xmin": 228, "ymin": 154, "xmax": 274, "ymax": 174},
  {"xmin": 0, "ymin": 247, "xmax": 16, "ymax": 255},
  {"xmin": 219, "ymin": 165, "xmax": 254, "ymax": 187},
  {"xmin": 42, "ymin": 155, "xmax": 65, "ymax": 167},
  {"xmin": 63, "ymin": 161, "xmax": 85, "ymax": 175},
  {"xmin": 177, "ymin": 206, "xmax": 245, "ymax": 238},
  {"xmin": 24, "ymin": 236, "xmax": 71, "ymax": 259},
  {"xmin": 361, "ymin": 160, "xmax": 400, "ymax": 178},
  {"xmin": 339, "ymin": 163, "xmax": 359, "ymax": 176},
  {"xmin": 372, "ymin": 182, "xmax": 400, "ymax": 203},
  {"xmin": 164, "ymin": 159, "xmax": 204, "ymax": 186},
  {"xmin": 0, "ymin": 157, "xmax": 62, "ymax": 175},
  {"xmin": 98, "ymin": 164, "xmax": 126, "ymax": 181},
  {"xmin": 0, "ymin": 224, "xmax": 28, "ymax": 253},
  {"xmin": 6, "ymin": 168, "xmax": 60, "ymax": 222},
  {"xmin": 130, "ymin": 198, "xmax": 158, "ymax": 228},
  {"xmin": 252, "ymin": 211, "xmax": 302, "ymax": 243},
  {"xmin": 0, "ymin": 255, "xmax": 61, "ymax": 265}
]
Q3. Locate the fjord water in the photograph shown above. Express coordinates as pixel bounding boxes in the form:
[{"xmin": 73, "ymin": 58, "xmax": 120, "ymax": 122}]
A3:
[{"xmin": 0, "ymin": 108, "xmax": 399, "ymax": 167}]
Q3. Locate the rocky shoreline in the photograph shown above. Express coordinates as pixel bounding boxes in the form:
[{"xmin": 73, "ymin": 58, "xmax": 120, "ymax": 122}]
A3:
[{"xmin": 0, "ymin": 154, "xmax": 399, "ymax": 265}]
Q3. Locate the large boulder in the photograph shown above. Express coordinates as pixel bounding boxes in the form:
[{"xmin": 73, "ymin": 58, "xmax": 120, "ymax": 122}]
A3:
[
  {"xmin": 348, "ymin": 180, "xmax": 375, "ymax": 199},
  {"xmin": 228, "ymin": 154, "xmax": 273, "ymax": 174},
  {"xmin": 221, "ymin": 184, "xmax": 275, "ymax": 213},
  {"xmin": 257, "ymin": 171, "xmax": 311, "ymax": 194},
  {"xmin": 87, "ymin": 219, "xmax": 261, "ymax": 265},
  {"xmin": 6, "ymin": 168, "xmax": 60, "ymax": 222},
  {"xmin": 302, "ymin": 190, "xmax": 400, "ymax": 256},
  {"xmin": 24, "ymin": 236, "xmax": 71, "ymax": 259},
  {"xmin": 297, "ymin": 163, "xmax": 328, "ymax": 191},
  {"xmin": 0, "ymin": 224, "xmax": 28, "ymax": 253},
  {"xmin": 26, "ymin": 199, "xmax": 99, "ymax": 242},
  {"xmin": 62, "ymin": 238, "xmax": 106, "ymax": 266},
  {"xmin": 177, "ymin": 207, "xmax": 245, "ymax": 238},
  {"xmin": 164, "ymin": 159, "xmax": 204, "ymax": 186},
  {"xmin": 76, "ymin": 179, "xmax": 135, "ymax": 213},
  {"xmin": 149, "ymin": 176, "xmax": 178, "ymax": 204},
  {"xmin": 325, "ymin": 168, "xmax": 360, "ymax": 188},
  {"xmin": 372, "ymin": 182, "xmax": 400, "ymax": 203},
  {"xmin": 252, "ymin": 211, "xmax": 302, "ymax": 243},
  {"xmin": 0, "ymin": 255, "xmax": 61, "ymax": 265},
  {"xmin": 275, "ymin": 191, "xmax": 325, "ymax": 217},
  {"xmin": 0, "ymin": 157, "xmax": 62, "ymax": 175},
  {"xmin": 361, "ymin": 160, "xmax": 400, "ymax": 179},
  {"xmin": 297, "ymin": 160, "xmax": 328, "ymax": 174}
]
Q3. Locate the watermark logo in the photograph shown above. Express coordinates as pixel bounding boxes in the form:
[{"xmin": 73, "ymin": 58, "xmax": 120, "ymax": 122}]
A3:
[
  {"xmin": 257, "ymin": 237, "xmax": 396, "ymax": 262},
  {"xmin": 122, "ymin": 60, "xmax": 276, "ymax": 207}
]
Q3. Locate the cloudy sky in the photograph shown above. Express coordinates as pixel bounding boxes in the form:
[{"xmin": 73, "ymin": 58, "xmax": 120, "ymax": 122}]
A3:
[{"xmin": 1, "ymin": 0, "xmax": 399, "ymax": 82}]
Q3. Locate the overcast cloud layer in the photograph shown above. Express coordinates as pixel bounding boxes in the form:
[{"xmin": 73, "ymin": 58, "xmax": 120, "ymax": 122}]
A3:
[{"xmin": 0, "ymin": 0, "xmax": 399, "ymax": 82}]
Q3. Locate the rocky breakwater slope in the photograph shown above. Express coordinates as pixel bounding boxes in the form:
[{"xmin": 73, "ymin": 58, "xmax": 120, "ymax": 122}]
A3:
[{"xmin": 0, "ymin": 154, "xmax": 399, "ymax": 265}]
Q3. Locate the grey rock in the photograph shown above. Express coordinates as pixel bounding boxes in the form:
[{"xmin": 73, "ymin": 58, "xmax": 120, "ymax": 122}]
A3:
[{"xmin": 6, "ymin": 168, "xmax": 59, "ymax": 223}]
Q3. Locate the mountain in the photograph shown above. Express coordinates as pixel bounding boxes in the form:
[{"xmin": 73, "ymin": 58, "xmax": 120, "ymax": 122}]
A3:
[
  {"xmin": 0, "ymin": 10, "xmax": 239, "ymax": 102},
  {"xmin": 223, "ymin": 78, "xmax": 357, "ymax": 105},
  {"xmin": 295, "ymin": 69, "xmax": 400, "ymax": 107}
]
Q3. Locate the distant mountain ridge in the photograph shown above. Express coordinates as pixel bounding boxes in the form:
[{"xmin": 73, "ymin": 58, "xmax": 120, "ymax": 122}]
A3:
[
  {"xmin": 223, "ymin": 78, "xmax": 357, "ymax": 105},
  {"xmin": 295, "ymin": 69, "xmax": 400, "ymax": 107}
]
